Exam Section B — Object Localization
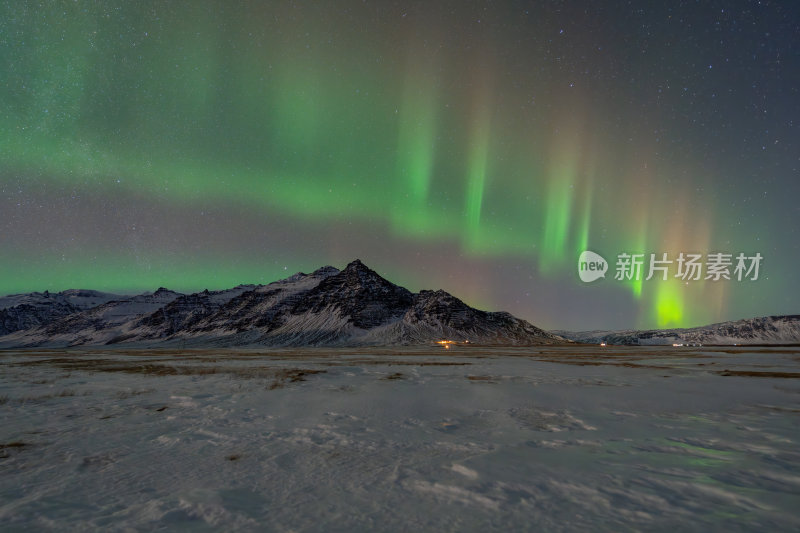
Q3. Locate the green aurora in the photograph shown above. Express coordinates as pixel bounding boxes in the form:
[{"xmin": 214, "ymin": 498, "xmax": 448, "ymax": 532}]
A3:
[{"xmin": 0, "ymin": 1, "xmax": 796, "ymax": 330}]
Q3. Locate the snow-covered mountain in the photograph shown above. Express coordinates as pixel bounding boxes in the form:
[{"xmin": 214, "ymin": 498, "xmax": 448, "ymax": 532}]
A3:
[
  {"xmin": 0, "ymin": 289, "xmax": 123, "ymax": 336},
  {"xmin": 0, "ymin": 288, "xmax": 185, "ymax": 347},
  {"xmin": 553, "ymin": 315, "xmax": 800, "ymax": 345},
  {"xmin": 0, "ymin": 260, "xmax": 563, "ymax": 348}
]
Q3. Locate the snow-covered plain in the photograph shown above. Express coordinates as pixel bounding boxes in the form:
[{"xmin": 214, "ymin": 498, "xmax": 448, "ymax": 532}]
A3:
[{"xmin": 1, "ymin": 346, "xmax": 799, "ymax": 531}]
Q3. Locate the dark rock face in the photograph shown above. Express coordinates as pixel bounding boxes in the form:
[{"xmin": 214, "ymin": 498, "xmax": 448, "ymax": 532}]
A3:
[
  {"xmin": 136, "ymin": 293, "xmax": 222, "ymax": 336},
  {"xmin": 209, "ymin": 287, "xmax": 301, "ymax": 332},
  {"xmin": 406, "ymin": 290, "xmax": 474, "ymax": 329},
  {"xmin": 0, "ymin": 260, "xmax": 563, "ymax": 347},
  {"xmin": 400, "ymin": 289, "xmax": 556, "ymax": 344},
  {"xmin": 0, "ymin": 301, "xmax": 80, "ymax": 336},
  {"xmin": 294, "ymin": 260, "xmax": 414, "ymax": 329}
]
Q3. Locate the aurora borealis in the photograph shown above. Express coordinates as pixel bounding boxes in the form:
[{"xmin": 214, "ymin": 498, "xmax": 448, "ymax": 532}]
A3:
[{"xmin": 1, "ymin": 1, "xmax": 797, "ymax": 330}]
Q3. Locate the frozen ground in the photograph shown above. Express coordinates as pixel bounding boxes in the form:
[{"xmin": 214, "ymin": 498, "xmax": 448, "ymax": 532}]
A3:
[{"xmin": 1, "ymin": 346, "xmax": 799, "ymax": 532}]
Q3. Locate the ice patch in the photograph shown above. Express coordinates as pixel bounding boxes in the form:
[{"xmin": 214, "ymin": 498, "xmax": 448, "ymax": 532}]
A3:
[
  {"xmin": 411, "ymin": 481, "xmax": 500, "ymax": 510},
  {"xmin": 451, "ymin": 464, "xmax": 479, "ymax": 479}
]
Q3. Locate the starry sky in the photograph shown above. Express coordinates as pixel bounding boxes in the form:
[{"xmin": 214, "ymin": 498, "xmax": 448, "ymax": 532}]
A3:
[{"xmin": 1, "ymin": 1, "xmax": 798, "ymax": 331}]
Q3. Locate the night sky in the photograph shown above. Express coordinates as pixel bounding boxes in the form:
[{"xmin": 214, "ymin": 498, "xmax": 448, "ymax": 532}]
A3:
[{"xmin": 1, "ymin": 1, "xmax": 798, "ymax": 330}]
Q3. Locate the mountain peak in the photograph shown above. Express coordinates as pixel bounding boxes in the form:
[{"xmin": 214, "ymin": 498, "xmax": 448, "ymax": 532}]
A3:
[
  {"xmin": 338, "ymin": 259, "xmax": 379, "ymax": 280},
  {"xmin": 344, "ymin": 259, "xmax": 368, "ymax": 271},
  {"xmin": 336, "ymin": 260, "xmax": 396, "ymax": 289}
]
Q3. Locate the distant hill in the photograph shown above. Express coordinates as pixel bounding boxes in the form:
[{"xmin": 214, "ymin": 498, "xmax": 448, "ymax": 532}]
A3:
[{"xmin": 553, "ymin": 315, "xmax": 800, "ymax": 345}]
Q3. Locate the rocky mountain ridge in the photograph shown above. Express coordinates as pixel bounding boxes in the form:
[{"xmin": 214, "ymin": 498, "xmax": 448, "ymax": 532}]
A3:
[{"xmin": 0, "ymin": 260, "xmax": 563, "ymax": 348}]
